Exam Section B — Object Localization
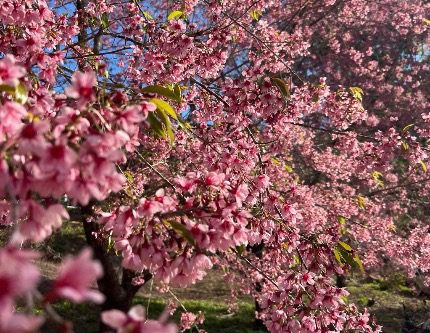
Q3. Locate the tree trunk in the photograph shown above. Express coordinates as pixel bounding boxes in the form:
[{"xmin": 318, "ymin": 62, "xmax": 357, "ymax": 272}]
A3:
[
  {"xmin": 81, "ymin": 206, "xmax": 151, "ymax": 332},
  {"xmin": 336, "ymin": 274, "xmax": 346, "ymax": 288},
  {"xmin": 250, "ymin": 242, "xmax": 267, "ymax": 331}
]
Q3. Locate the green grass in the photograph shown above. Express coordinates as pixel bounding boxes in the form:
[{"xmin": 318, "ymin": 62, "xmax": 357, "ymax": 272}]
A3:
[
  {"xmin": 347, "ymin": 278, "xmax": 429, "ymax": 333},
  {"xmin": 21, "ymin": 272, "xmax": 430, "ymax": 333},
  {"xmin": 45, "ymin": 275, "xmax": 429, "ymax": 333},
  {"xmin": 135, "ymin": 297, "xmax": 265, "ymax": 333},
  {"xmin": 6, "ymin": 222, "xmax": 430, "ymax": 333},
  {"xmin": 43, "ymin": 297, "xmax": 264, "ymax": 333}
]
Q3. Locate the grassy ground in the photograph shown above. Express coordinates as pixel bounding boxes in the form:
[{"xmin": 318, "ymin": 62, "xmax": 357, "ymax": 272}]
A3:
[
  {"xmin": 47, "ymin": 278, "xmax": 429, "ymax": 333},
  {"xmin": 3, "ymin": 222, "xmax": 430, "ymax": 332},
  {"xmin": 348, "ymin": 277, "xmax": 429, "ymax": 332}
]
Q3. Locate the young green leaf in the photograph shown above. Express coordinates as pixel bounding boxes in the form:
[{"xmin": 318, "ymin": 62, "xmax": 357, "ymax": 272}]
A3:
[
  {"xmin": 270, "ymin": 77, "xmax": 291, "ymax": 99},
  {"xmin": 349, "ymin": 86, "xmax": 363, "ymax": 102},
  {"xmin": 167, "ymin": 10, "xmax": 184, "ymax": 21},
  {"xmin": 164, "ymin": 220, "xmax": 195, "ymax": 246},
  {"xmin": 15, "ymin": 83, "xmax": 28, "ymax": 104},
  {"xmin": 333, "ymin": 248, "xmax": 342, "ymax": 263},
  {"xmin": 142, "ymin": 11, "xmax": 153, "ymax": 20},
  {"xmin": 147, "ymin": 112, "xmax": 165, "ymax": 138},
  {"xmin": 402, "ymin": 123, "xmax": 414, "ymax": 133},
  {"xmin": 356, "ymin": 195, "xmax": 366, "ymax": 209},
  {"xmin": 101, "ymin": 13, "xmax": 109, "ymax": 29},
  {"xmin": 150, "ymin": 98, "xmax": 178, "ymax": 120},
  {"xmin": 338, "ymin": 216, "xmax": 346, "ymax": 225},
  {"xmin": 141, "ymin": 85, "xmax": 182, "ymax": 102},
  {"xmin": 250, "ymin": 10, "xmax": 262, "ymax": 21},
  {"xmin": 353, "ymin": 254, "xmax": 365, "ymax": 272},
  {"xmin": 419, "ymin": 160, "xmax": 427, "ymax": 172},
  {"xmin": 0, "ymin": 84, "xmax": 16, "ymax": 93},
  {"xmin": 338, "ymin": 241, "xmax": 352, "ymax": 252}
]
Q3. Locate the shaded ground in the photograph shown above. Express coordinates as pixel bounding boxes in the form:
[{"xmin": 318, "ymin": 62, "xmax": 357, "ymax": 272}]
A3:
[
  {"xmin": 348, "ymin": 278, "xmax": 430, "ymax": 332},
  {"xmin": 3, "ymin": 222, "xmax": 429, "ymax": 332}
]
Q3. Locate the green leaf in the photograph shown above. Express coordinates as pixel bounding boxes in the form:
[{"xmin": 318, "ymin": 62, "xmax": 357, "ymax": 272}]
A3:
[
  {"xmin": 177, "ymin": 117, "xmax": 191, "ymax": 132},
  {"xmin": 312, "ymin": 94, "xmax": 319, "ymax": 102},
  {"xmin": 402, "ymin": 123, "xmax": 414, "ymax": 133},
  {"xmin": 333, "ymin": 249, "xmax": 342, "ymax": 263},
  {"xmin": 107, "ymin": 231, "xmax": 114, "ymax": 251},
  {"xmin": 353, "ymin": 254, "xmax": 365, "ymax": 272},
  {"xmin": 15, "ymin": 83, "xmax": 28, "ymax": 104},
  {"xmin": 338, "ymin": 241, "xmax": 352, "ymax": 252},
  {"xmin": 338, "ymin": 216, "xmax": 346, "ymax": 225},
  {"xmin": 157, "ymin": 108, "xmax": 175, "ymax": 144},
  {"xmin": 423, "ymin": 18, "xmax": 430, "ymax": 25},
  {"xmin": 371, "ymin": 171, "xmax": 384, "ymax": 188},
  {"xmin": 284, "ymin": 164, "xmax": 293, "ymax": 173},
  {"xmin": 334, "ymin": 243, "xmax": 365, "ymax": 273},
  {"xmin": 164, "ymin": 220, "xmax": 195, "ymax": 246},
  {"xmin": 293, "ymin": 254, "xmax": 301, "ymax": 265},
  {"xmin": 123, "ymin": 170, "xmax": 134, "ymax": 183},
  {"xmin": 270, "ymin": 77, "xmax": 291, "ymax": 99},
  {"xmin": 356, "ymin": 195, "xmax": 366, "ymax": 209},
  {"xmin": 141, "ymin": 85, "xmax": 182, "ymax": 102},
  {"xmin": 173, "ymin": 84, "xmax": 182, "ymax": 101},
  {"xmin": 101, "ymin": 13, "xmax": 109, "ymax": 29},
  {"xmin": 236, "ymin": 244, "xmax": 246, "ymax": 256},
  {"xmin": 0, "ymin": 84, "xmax": 16, "ymax": 93},
  {"xmin": 147, "ymin": 112, "xmax": 165, "ymax": 138},
  {"xmin": 150, "ymin": 98, "xmax": 178, "ymax": 120},
  {"xmin": 419, "ymin": 160, "xmax": 427, "ymax": 172},
  {"xmin": 167, "ymin": 10, "xmax": 184, "ymax": 21},
  {"xmin": 147, "ymin": 99, "xmax": 176, "ymax": 145},
  {"xmin": 249, "ymin": 9, "xmax": 262, "ymax": 21},
  {"xmin": 142, "ymin": 11, "xmax": 153, "ymax": 20},
  {"xmin": 349, "ymin": 86, "xmax": 363, "ymax": 102}
]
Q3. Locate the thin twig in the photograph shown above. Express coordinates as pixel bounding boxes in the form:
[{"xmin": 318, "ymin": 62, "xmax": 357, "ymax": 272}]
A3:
[{"xmin": 135, "ymin": 150, "xmax": 177, "ymax": 191}]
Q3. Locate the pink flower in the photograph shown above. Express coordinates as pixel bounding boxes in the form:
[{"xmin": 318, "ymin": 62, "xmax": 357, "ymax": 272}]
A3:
[
  {"xmin": 180, "ymin": 311, "xmax": 204, "ymax": 331},
  {"xmin": 137, "ymin": 198, "xmax": 163, "ymax": 220},
  {"xmin": 14, "ymin": 200, "xmax": 69, "ymax": 243},
  {"xmin": 254, "ymin": 175, "xmax": 270, "ymax": 191},
  {"xmin": 29, "ymin": 141, "xmax": 78, "ymax": 198},
  {"xmin": 169, "ymin": 20, "xmax": 186, "ymax": 32},
  {"xmin": 0, "ymin": 54, "xmax": 26, "ymax": 87},
  {"xmin": 204, "ymin": 172, "xmax": 225, "ymax": 186},
  {"xmin": 47, "ymin": 248, "xmax": 104, "ymax": 303},
  {"xmin": 302, "ymin": 272, "xmax": 316, "ymax": 285},
  {"xmin": 102, "ymin": 305, "xmax": 177, "ymax": 333},
  {"xmin": 115, "ymin": 103, "xmax": 154, "ymax": 133},
  {"xmin": 233, "ymin": 184, "xmax": 249, "ymax": 207},
  {"xmin": 0, "ymin": 102, "xmax": 27, "ymax": 142},
  {"xmin": 0, "ymin": 247, "xmax": 40, "ymax": 301},
  {"xmin": 366, "ymin": 115, "xmax": 380, "ymax": 127},
  {"xmin": 65, "ymin": 71, "xmax": 97, "ymax": 107},
  {"xmin": 19, "ymin": 121, "xmax": 50, "ymax": 154}
]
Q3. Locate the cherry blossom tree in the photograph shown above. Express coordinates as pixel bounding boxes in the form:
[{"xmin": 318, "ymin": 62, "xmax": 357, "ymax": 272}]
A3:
[{"xmin": 0, "ymin": 0, "xmax": 429, "ymax": 332}]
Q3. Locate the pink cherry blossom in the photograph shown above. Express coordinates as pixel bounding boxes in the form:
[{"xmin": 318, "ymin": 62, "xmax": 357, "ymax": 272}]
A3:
[
  {"xmin": 65, "ymin": 71, "xmax": 97, "ymax": 107},
  {"xmin": 0, "ymin": 102, "xmax": 26, "ymax": 142},
  {"xmin": 0, "ymin": 55, "xmax": 25, "ymax": 87},
  {"xmin": 102, "ymin": 305, "xmax": 177, "ymax": 333},
  {"xmin": 13, "ymin": 201, "xmax": 69, "ymax": 243},
  {"xmin": 47, "ymin": 248, "xmax": 104, "ymax": 303},
  {"xmin": 0, "ymin": 247, "xmax": 40, "ymax": 301}
]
